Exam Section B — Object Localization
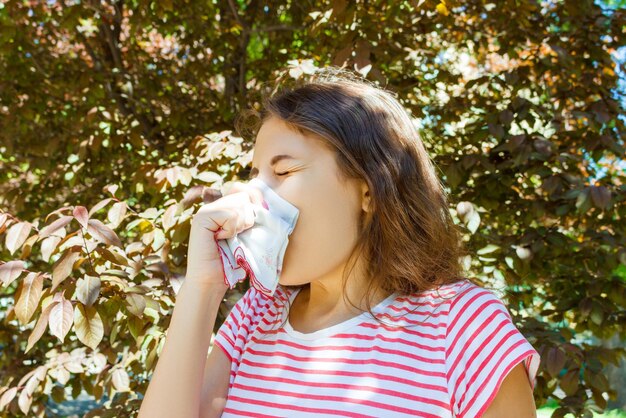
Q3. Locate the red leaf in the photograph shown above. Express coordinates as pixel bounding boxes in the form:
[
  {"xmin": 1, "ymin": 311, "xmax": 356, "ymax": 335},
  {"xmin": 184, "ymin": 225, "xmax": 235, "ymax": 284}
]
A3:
[
  {"xmin": 560, "ymin": 368, "xmax": 579, "ymax": 396},
  {"xmin": 48, "ymin": 295, "xmax": 74, "ymax": 343},
  {"xmin": 546, "ymin": 346, "xmax": 566, "ymax": 378},
  {"xmin": 51, "ymin": 249, "xmax": 81, "ymax": 292},
  {"xmin": 38, "ymin": 215, "xmax": 73, "ymax": 240},
  {"xmin": 73, "ymin": 206, "xmax": 90, "ymax": 229},
  {"xmin": 25, "ymin": 300, "xmax": 57, "ymax": 353},
  {"xmin": 590, "ymin": 185, "xmax": 611, "ymax": 210},
  {"xmin": 0, "ymin": 260, "xmax": 26, "ymax": 288},
  {"xmin": 15, "ymin": 272, "xmax": 44, "ymax": 325},
  {"xmin": 5, "ymin": 221, "xmax": 33, "ymax": 255},
  {"xmin": 87, "ymin": 219, "xmax": 123, "ymax": 248}
]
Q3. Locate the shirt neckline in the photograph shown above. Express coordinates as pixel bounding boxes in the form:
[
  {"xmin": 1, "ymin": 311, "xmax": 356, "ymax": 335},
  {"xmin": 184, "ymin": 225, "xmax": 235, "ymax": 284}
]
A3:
[{"xmin": 283, "ymin": 287, "xmax": 399, "ymax": 340}]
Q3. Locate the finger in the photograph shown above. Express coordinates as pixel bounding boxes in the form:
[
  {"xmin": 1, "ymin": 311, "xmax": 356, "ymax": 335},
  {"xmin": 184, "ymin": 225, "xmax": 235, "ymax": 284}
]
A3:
[
  {"xmin": 223, "ymin": 181, "xmax": 246, "ymax": 196},
  {"xmin": 245, "ymin": 184, "xmax": 267, "ymax": 209},
  {"xmin": 228, "ymin": 181, "xmax": 267, "ymax": 209},
  {"xmin": 214, "ymin": 209, "xmax": 241, "ymax": 240},
  {"xmin": 243, "ymin": 204, "xmax": 256, "ymax": 229},
  {"xmin": 203, "ymin": 187, "xmax": 222, "ymax": 204}
]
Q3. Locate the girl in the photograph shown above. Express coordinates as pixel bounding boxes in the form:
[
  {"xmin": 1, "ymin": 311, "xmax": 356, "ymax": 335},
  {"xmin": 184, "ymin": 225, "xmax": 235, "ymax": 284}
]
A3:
[{"xmin": 139, "ymin": 66, "xmax": 540, "ymax": 418}]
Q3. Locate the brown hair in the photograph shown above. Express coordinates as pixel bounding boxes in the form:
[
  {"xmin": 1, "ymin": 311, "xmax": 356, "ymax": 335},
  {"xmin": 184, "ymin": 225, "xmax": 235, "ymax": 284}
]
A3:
[{"xmin": 235, "ymin": 65, "xmax": 470, "ymax": 330}]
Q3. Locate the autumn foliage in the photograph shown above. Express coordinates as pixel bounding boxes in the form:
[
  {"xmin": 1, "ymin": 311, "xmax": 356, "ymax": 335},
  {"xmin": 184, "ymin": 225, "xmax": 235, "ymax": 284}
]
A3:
[{"xmin": 1, "ymin": 0, "xmax": 625, "ymax": 417}]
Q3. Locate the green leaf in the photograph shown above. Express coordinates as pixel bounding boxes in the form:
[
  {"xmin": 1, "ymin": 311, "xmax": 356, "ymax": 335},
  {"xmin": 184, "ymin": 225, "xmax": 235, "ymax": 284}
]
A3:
[
  {"xmin": 477, "ymin": 244, "xmax": 500, "ymax": 255},
  {"xmin": 467, "ymin": 211, "xmax": 480, "ymax": 234}
]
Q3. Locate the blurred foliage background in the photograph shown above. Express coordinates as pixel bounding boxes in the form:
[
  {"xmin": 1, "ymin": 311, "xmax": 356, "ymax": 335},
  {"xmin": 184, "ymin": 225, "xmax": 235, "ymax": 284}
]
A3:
[{"xmin": 0, "ymin": 0, "xmax": 625, "ymax": 416}]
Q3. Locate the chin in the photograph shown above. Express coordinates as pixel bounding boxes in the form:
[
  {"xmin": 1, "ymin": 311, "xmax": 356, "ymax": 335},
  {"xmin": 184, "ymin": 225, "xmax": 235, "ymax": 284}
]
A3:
[
  {"xmin": 277, "ymin": 274, "xmax": 294, "ymax": 286},
  {"xmin": 278, "ymin": 272, "xmax": 309, "ymax": 288}
]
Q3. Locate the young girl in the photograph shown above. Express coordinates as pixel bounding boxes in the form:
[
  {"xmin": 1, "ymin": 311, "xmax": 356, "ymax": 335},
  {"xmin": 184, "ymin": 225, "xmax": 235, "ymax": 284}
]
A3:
[{"xmin": 139, "ymin": 66, "xmax": 541, "ymax": 418}]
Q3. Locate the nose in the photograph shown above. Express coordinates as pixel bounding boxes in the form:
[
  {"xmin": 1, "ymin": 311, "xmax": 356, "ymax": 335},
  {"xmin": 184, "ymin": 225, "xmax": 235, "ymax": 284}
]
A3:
[
  {"xmin": 247, "ymin": 177, "xmax": 272, "ymax": 210},
  {"xmin": 248, "ymin": 174, "xmax": 277, "ymax": 189}
]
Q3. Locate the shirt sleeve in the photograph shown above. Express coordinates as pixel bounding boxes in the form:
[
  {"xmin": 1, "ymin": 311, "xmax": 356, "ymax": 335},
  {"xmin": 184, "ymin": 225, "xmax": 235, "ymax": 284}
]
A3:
[
  {"xmin": 212, "ymin": 285, "xmax": 268, "ymax": 368},
  {"xmin": 445, "ymin": 283, "xmax": 541, "ymax": 418}
]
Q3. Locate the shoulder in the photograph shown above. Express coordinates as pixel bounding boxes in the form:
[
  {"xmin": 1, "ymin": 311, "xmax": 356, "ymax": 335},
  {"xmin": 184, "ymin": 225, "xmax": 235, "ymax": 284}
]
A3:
[
  {"xmin": 444, "ymin": 279, "xmax": 513, "ymax": 324},
  {"xmin": 243, "ymin": 283, "xmax": 291, "ymax": 304},
  {"xmin": 380, "ymin": 278, "xmax": 474, "ymax": 315},
  {"xmin": 442, "ymin": 279, "xmax": 541, "ymax": 417},
  {"xmin": 439, "ymin": 277, "xmax": 488, "ymax": 301},
  {"xmin": 214, "ymin": 284, "xmax": 288, "ymax": 359},
  {"xmin": 226, "ymin": 284, "xmax": 288, "ymax": 324},
  {"xmin": 407, "ymin": 278, "xmax": 506, "ymax": 313},
  {"xmin": 416, "ymin": 277, "xmax": 479, "ymax": 301},
  {"xmin": 396, "ymin": 278, "xmax": 478, "ymax": 309},
  {"xmin": 441, "ymin": 278, "xmax": 519, "ymax": 343}
]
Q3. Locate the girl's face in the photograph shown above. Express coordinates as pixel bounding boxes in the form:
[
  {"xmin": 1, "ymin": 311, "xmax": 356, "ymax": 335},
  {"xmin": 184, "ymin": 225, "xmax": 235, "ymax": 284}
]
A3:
[{"xmin": 249, "ymin": 116, "xmax": 368, "ymax": 287}]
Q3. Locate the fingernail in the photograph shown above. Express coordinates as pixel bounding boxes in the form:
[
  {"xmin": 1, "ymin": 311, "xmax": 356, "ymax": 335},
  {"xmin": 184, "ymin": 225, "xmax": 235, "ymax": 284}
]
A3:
[{"xmin": 262, "ymin": 199, "xmax": 269, "ymax": 210}]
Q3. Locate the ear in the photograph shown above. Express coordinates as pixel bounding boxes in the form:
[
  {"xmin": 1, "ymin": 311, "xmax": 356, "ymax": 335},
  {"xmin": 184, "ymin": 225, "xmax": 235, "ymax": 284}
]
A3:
[{"xmin": 360, "ymin": 181, "xmax": 371, "ymax": 213}]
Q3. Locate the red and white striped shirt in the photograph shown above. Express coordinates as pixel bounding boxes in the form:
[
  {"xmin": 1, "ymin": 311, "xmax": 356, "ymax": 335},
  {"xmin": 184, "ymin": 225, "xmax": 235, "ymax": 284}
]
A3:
[{"xmin": 213, "ymin": 278, "xmax": 540, "ymax": 418}]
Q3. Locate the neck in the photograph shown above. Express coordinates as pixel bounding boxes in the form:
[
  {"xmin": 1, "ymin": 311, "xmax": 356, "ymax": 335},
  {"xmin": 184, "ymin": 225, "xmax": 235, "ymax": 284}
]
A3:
[{"xmin": 295, "ymin": 271, "xmax": 391, "ymax": 321}]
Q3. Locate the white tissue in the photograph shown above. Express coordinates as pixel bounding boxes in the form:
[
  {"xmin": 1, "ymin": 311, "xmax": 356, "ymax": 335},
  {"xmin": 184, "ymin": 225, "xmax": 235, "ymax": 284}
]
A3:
[{"xmin": 216, "ymin": 178, "xmax": 299, "ymax": 297}]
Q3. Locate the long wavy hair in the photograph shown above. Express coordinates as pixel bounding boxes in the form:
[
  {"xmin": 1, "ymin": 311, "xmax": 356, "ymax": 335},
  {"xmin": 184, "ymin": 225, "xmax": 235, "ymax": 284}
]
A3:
[{"xmin": 235, "ymin": 65, "xmax": 470, "ymax": 330}]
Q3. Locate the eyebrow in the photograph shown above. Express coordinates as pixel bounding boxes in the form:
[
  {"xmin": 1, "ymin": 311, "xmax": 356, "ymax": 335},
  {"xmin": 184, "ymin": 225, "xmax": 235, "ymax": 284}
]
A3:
[{"xmin": 249, "ymin": 154, "xmax": 295, "ymax": 178}]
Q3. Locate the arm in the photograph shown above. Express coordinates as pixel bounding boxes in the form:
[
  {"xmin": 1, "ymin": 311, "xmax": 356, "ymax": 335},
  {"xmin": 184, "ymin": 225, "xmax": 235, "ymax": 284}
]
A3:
[
  {"xmin": 138, "ymin": 280, "xmax": 227, "ymax": 418},
  {"xmin": 199, "ymin": 343, "xmax": 232, "ymax": 418},
  {"xmin": 138, "ymin": 179, "xmax": 264, "ymax": 417},
  {"xmin": 482, "ymin": 362, "xmax": 537, "ymax": 418}
]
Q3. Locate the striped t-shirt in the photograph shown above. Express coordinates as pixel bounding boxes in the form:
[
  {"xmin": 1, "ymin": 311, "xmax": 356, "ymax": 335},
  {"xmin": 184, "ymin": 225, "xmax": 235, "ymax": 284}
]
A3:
[{"xmin": 212, "ymin": 278, "xmax": 541, "ymax": 418}]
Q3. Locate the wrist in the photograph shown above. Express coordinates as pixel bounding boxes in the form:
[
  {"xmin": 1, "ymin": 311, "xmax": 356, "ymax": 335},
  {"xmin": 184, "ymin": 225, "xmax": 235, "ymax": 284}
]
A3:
[{"xmin": 181, "ymin": 278, "xmax": 228, "ymax": 297}]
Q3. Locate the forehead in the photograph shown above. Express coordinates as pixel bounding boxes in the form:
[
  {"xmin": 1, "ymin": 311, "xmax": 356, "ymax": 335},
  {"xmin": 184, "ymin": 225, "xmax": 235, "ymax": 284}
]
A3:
[
  {"xmin": 255, "ymin": 117, "xmax": 305, "ymax": 144},
  {"xmin": 252, "ymin": 117, "xmax": 320, "ymax": 164}
]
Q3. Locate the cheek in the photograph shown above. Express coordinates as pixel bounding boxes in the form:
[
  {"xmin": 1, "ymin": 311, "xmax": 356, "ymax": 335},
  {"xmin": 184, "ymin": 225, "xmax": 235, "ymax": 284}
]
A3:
[{"xmin": 279, "ymin": 178, "xmax": 361, "ymax": 280}]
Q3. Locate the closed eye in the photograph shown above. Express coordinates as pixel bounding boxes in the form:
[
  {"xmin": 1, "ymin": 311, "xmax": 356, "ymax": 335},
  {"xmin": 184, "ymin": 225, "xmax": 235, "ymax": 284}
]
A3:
[{"xmin": 247, "ymin": 170, "xmax": 289, "ymax": 180}]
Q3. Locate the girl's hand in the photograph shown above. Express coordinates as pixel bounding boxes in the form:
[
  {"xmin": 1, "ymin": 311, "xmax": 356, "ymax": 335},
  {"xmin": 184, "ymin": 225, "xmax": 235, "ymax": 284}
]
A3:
[{"xmin": 185, "ymin": 181, "xmax": 266, "ymax": 290}]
